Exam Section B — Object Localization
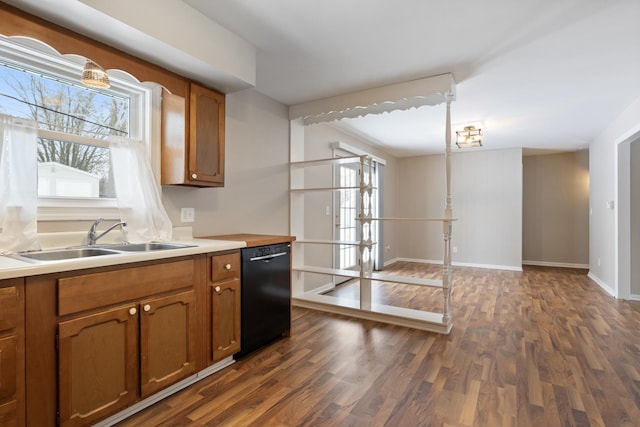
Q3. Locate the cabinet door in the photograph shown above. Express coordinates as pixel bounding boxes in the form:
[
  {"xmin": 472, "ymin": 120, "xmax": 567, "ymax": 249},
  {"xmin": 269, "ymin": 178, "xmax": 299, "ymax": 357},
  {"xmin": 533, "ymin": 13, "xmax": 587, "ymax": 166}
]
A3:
[
  {"xmin": 58, "ymin": 305, "xmax": 138, "ymax": 427},
  {"xmin": 211, "ymin": 279, "xmax": 241, "ymax": 362},
  {"xmin": 139, "ymin": 291, "xmax": 196, "ymax": 397},
  {"xmin": 188, "ymin": 82, "xmax": 225, "ymax": 186},
  {"xmin": 0, "ymin": 280, "xmax": 24, "ymax": 427}
]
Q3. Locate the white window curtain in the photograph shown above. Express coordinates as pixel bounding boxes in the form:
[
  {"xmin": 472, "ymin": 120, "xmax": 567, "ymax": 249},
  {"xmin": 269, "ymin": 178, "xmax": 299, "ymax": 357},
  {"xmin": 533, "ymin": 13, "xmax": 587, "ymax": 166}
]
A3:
[
  {"xmin": 0, "ymin": 115, "xmax": 40, "ymax": 254},
  {"xmin": 109, "ymin": 136, "xmax": 172, "ymax": 243}
]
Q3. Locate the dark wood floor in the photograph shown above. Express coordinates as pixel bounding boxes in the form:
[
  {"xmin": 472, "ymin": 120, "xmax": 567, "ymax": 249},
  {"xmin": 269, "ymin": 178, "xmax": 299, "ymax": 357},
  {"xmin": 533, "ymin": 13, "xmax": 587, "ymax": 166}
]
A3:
[{"xmin": 117, "ymin": 263, "xmax": 640, "ymax": 426}]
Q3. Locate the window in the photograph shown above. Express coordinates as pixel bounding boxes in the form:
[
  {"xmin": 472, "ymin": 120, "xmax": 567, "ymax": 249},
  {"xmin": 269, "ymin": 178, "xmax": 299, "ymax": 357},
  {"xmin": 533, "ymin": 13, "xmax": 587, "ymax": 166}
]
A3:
[{"xmin": 0, "ymin": 36, "xmax": 155, "ymax": 220}]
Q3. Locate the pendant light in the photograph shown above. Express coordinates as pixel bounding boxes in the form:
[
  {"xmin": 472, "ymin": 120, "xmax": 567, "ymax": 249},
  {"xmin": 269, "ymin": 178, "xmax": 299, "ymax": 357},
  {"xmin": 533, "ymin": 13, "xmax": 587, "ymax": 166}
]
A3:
[{"xmin": 81, "ymin": 60, "xmax": 110, "ymax": 89}]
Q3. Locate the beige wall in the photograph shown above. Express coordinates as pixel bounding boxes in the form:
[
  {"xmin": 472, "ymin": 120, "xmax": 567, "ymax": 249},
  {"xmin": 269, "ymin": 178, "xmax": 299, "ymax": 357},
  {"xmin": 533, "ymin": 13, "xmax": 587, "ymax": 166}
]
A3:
[
  {"xmin": 522, "ymin": 151, "xmax": 590, "ymax": 267},
  {"xmin": 398, "ymin": 149, "xmax": 523, "ymax": 269},
  {"xmin": 589, "ymin": 94, "xmax": 640, "ymax": 296},
  {"xmin": 162, "ymin": 88, "xmax": 290, "ymax": 237},
  {"xmin": 37, "ymin": 88, "xmax": 291, "ymax": 239},
  {"xmin": 301, "ymin": 123, "xmax": 400, "ymax": 290}
]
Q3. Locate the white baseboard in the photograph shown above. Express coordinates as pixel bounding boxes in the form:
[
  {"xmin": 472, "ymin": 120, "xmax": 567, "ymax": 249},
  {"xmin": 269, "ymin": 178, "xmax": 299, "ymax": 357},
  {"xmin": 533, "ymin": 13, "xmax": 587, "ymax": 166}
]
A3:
[
  {"xmin": 95, "ymin": 357, "xmax": 235, "ymax": 426},
  {"xmin": 587, "ymin": 272, "xmax": 616, "ymax": 297},
  {"xmin": 385, "ymin": 257, "xmax": 522, "ymax": 272},
  {"xmin": 522, "ymin": 260, "xmax": 589, "ymax": 269},
  {"xmin": 298, "ymin": 281, "xmax": 335, "ymax": 295},
  {"xmin": 627, "ymin": 294, "xmax": 640, "ymax": 301},
  {"xmin": 383, "ymin": 257, "xmax": 401, "ymax": 267}
]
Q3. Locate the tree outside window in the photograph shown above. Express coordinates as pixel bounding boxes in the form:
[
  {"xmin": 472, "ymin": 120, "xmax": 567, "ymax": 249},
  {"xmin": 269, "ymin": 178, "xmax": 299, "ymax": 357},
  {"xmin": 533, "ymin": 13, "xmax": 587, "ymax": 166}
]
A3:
[{"xmin": 0, "ymin": 61, "xmax": 130, "ymax": 198}]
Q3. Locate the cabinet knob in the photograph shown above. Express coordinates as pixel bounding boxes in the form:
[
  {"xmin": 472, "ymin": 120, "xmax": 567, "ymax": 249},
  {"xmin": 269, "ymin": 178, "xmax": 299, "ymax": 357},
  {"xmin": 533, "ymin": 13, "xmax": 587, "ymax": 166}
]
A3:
[
  {"xmin": 129, "ymin": 307, "xmax": 137, "ymax": 316},
  {"xmin": 225, "ymin": 263, "xmax": 232, "ymax": 270},
  {"xmin": 191, "ymin": 173, "xmax": 198, "ymax": 179},
  {"xmin": 215, "ymin": 286, "xmax": 221, "ymax": 293},
  {"xmin": 143, "ymin": 304, "xmax": 151, "ymax": 312}
]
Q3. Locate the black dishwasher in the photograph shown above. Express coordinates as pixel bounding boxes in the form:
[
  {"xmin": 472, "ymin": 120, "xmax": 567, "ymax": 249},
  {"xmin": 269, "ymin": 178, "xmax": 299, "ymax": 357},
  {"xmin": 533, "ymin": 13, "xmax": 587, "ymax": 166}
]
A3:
[{"xmin": 236, "ymin": 243, "xmax": 291, "ymax": 358}]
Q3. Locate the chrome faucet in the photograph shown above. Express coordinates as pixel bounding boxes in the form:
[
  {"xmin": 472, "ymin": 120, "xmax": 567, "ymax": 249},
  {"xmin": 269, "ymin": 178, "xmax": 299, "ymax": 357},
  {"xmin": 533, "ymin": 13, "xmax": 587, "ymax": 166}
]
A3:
[{"xmin": 87, "ymin": 218, "xmax": 127, "ymax": 246}]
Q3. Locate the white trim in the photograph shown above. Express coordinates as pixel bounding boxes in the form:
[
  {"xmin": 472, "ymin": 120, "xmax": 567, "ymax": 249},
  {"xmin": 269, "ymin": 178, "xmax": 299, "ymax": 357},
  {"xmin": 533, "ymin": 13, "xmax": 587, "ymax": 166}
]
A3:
[
  {"xmin": 330, "ymin": 141, "xmax": 387, "ymax": 165},
  {"xmin": 614, "ymin": 125, "xmax": 640, "ymax": 299},
  {"xmin": 628, "ymin": 294, "xmax": 640, "ymax": 302},
  {"xmin": 389, "ymin": 257, "xmax": 523, "ymax": 272},
  {"xmin": 522, "ymin": 260, "xmax": 589, "ymax": 269},
  {"xmin": 383, "ymin": 257, "xmax": 402, "ymax": 267},
  {"xmin": 0, "ymin": 35, "xmax": 162, "ymax": 221},
  {"xmin": 293, "ymin": 292, "xmax": 451, "ymax": 334},
  {"xmin": 94, "ymin": 357, "xmax": 236, "ymax": 427},
  {"xmin": 587, "ymin": 272, "xmax": 616, "ymax": 297},
  {"xmin": 289, "ymin": 73, "xmax": 456, "ymax": 124}
]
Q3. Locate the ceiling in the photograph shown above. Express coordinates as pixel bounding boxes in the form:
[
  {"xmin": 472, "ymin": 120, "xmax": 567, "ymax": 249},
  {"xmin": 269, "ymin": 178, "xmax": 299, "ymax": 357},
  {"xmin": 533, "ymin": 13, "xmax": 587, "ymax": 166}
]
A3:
[
  {"xmin": 4, "ymin": 0, "xmax": 640, "ymax": 157},
  {"xmin": 184, "ymin": 0, "xmax": 640, "ymax": 156}
]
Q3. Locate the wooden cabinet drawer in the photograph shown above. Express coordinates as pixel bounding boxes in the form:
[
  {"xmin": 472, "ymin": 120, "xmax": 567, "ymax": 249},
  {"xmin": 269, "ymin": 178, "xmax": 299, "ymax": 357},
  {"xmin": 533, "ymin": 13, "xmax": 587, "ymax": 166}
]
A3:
[
  {"xmin": 211, "ymin": 252, "xmax": 240, "ymax": 282},
  {"xmin": 58, "ymin": 259, "xmax": 195, "ymax": 316},
  {"xmin": 0, "ymin": 287, "xmax": 18, "ymax": 334}
]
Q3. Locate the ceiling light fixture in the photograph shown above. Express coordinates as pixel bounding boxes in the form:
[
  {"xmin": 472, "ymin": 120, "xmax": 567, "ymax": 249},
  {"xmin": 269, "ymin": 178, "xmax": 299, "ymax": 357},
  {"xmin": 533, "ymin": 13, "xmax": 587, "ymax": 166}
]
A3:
[
  {"xmin": 81, "ymin": 60, "xmax": 110, "ymax": 89},
  {"xmin": 455, "ymin": 125, "xmax": 482, "ymax": 148}
]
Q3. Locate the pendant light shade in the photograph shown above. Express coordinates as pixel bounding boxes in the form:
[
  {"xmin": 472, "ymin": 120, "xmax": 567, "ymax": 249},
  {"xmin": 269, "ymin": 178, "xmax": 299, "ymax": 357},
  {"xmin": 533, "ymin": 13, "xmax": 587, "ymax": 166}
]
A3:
[{"xmin": 81, "ymin": 60, "xmax": 110, "ymax": 89}]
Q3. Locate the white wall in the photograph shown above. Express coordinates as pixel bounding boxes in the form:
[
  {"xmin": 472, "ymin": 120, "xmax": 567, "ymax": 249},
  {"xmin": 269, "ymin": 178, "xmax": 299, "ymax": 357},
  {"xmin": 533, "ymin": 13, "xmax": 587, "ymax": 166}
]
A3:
[
  {"xmin": 589, "ymin": 94, "xmax": 640, "ymax": 296},
  {"xmin": 398, "ymin": 149, "xmax": 523, "ymax": 270},
  {"xmin": 162, "ymin": 88, "xmax": 290, "ymax": 237}
]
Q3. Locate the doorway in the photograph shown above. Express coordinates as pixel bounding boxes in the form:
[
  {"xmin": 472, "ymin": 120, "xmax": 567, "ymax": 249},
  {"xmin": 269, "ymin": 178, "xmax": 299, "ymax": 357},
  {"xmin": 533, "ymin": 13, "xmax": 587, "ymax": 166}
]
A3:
[{"xmin": 332, "ymin": 147, "xmax": 381, "ymax": 281}]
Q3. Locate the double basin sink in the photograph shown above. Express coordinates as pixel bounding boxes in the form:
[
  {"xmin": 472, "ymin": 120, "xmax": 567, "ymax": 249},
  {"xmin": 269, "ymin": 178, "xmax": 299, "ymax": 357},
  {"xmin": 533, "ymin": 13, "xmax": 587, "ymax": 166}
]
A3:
[{"xmin": 11, "ymin": 242, "xmax": 195, "ymax": 263}]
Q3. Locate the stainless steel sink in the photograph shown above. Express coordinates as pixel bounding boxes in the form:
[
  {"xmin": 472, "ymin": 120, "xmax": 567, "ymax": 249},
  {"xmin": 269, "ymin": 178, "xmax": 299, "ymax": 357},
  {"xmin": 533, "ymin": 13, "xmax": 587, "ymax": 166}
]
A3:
[
  {"xmin": 11, "ymin": 247, "xmax": 120, "ymax": 262},
  {"xmin": 105, "ymin": 242, "xmax": 195, "ymax": 252},
  {"xmin": 10, "ymin": 242, "xmax": 195, "ymax": 263}
]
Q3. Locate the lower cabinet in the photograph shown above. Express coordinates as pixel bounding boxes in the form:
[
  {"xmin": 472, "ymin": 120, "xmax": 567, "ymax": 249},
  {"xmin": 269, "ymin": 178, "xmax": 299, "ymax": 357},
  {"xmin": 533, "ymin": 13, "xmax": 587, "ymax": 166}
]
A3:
[
  {"xmin": 58, "ymin": 290, "xmax": 196, "ymax": 427},
  {"xmin": 211, "ymin": 278, "xmax": 240, "ymax": 362},
  {"xmin": 0, "ymin": 279, "xmax": 24, "ymax": 427},
  {"xmin": 58, "ymin": 305, "xmax": 138, "ymax": 427},
  {"xmin": 209, "ymin": 252, "xmax": 241, "ymax": 363},
  {"xmin": 140, "ymin": 291, "xmax": 196, "ymax": 397},
  {"xmin": 22, "ymin": 250, "xmax": 247, "ymax": 426}
]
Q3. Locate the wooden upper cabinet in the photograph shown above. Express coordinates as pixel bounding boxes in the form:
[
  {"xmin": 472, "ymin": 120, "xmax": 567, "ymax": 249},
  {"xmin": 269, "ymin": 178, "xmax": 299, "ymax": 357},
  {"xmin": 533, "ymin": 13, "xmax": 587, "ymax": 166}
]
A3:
[{"xmin": 161, "ymin": 81, "xmax": 225, "ymax": 187}]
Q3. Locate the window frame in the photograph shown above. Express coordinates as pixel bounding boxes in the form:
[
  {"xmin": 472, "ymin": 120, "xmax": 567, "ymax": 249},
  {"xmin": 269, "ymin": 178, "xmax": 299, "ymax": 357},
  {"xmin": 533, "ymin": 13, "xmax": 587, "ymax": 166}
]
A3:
[{"xmin": 0, "ymin": 36, "xmax": 158, "ymax": 221}]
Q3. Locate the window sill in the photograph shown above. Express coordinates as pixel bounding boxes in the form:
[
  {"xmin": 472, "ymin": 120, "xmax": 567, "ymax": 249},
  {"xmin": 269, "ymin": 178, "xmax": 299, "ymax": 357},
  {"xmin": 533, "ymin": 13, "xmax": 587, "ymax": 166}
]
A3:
[{"xmin": 38, "ymin": 198, "xmax": 120, "ymax": 221}]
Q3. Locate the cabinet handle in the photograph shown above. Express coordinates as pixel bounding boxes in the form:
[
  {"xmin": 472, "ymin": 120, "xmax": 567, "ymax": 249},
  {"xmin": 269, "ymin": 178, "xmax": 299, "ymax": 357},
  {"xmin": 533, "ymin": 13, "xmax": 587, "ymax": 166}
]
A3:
[
  {"xmin": 143, "ymin": 304, "xmax": 151, "ymax": 312},
  {"xmin": 129, "ymin": 307, "xmax": 137, "ymax": 316},
  {"xmin": 225, "ymin": 263, "xmax": 232, "ymax": 270},
  {"xmin": 215, "ymin": 286, "xmax": 221, "ymax": 293},
  {"xmin": 191, "ymin": 173, "xmax": 198, "ymax": 179}
]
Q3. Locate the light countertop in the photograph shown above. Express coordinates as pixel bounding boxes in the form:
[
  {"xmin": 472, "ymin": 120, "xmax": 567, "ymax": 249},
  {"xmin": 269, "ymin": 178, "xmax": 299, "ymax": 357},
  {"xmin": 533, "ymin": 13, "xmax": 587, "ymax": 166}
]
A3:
[
  {"xmin": 0, "ymin": 238, "xmax": 245, "ymax": 281},
  {"xmin": 198, "ymin": 234, "xmax": 296, "ymax": 247}
]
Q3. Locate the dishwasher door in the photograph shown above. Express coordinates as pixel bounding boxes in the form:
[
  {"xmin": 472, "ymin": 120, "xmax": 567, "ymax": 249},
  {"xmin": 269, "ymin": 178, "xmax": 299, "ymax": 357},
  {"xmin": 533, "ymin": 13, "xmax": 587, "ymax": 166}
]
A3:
[{"xmin": 237, "ymin": 243, "xmax": 291, "ymax": 358}]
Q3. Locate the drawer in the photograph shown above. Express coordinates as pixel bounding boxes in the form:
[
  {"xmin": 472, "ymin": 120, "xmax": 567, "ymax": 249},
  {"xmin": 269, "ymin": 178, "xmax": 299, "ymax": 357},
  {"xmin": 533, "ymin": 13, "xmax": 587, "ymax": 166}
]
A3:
[
  {"xmin": 0, "ymin": 286, "xmax": 18, "ymax": 334},
  {"xmin": 58, "ymin": 259, "xmax": 195, "ymax": 316},
  {"xmin": 211, "ymin": 252, "xmax": 240, "ymax": 282}
]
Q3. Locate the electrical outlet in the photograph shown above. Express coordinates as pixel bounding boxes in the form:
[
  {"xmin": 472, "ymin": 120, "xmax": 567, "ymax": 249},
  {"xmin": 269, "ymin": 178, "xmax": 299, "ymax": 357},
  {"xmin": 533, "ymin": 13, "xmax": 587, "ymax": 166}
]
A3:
[
  {"xmin": 181, "ymin": 207, "xmax": 195, "ymax": 223},
  {"xmin": 453, "ymin": 246, "xmax": 458, "ymax": 254}
]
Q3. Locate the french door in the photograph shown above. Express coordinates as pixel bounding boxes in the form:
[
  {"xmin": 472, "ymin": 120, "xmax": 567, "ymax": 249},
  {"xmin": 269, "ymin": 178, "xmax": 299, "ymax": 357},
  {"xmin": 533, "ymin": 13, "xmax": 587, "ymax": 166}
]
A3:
[{"xmin": 333, "ymin": 150, "xmax": 379, "ymax": 277}]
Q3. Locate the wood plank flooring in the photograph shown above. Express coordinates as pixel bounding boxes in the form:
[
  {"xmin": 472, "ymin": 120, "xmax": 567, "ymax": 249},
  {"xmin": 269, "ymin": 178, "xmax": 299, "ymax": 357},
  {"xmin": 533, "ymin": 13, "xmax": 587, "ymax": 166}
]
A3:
[{"xmin": 117, "ymin": 263, "xmax": 640, "ymax": 426}]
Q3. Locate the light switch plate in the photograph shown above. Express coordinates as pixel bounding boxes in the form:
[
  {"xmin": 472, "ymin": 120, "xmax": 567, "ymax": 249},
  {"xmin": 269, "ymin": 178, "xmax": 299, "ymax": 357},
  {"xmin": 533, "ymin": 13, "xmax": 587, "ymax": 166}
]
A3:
[{"xmin": 181, "ymin": 207, "xmax": 195, "ymax": 223}]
